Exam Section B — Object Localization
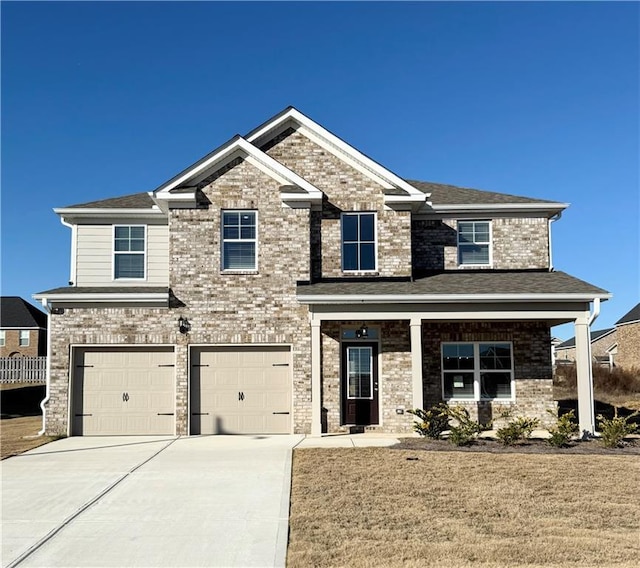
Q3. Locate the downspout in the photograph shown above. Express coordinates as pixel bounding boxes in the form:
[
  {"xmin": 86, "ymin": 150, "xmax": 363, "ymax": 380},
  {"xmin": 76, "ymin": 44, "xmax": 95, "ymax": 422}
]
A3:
[
  {"xmin": 38, "ymin": 299, "xmax": 52, "ymax": 436},
  {"xmin": 60, "ymin": 216, "xmax": 77, "ymax": 286},
  {"xmin": 548, "ymin": 211, "xmax": 562, "ymax": 271}
]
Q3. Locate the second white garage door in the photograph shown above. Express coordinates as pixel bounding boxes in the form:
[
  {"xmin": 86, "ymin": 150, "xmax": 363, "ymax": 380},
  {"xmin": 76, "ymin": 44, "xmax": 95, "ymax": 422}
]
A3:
[{"xmin": 190, "ymin": 346, "xmax": 292, "ymax": 435}]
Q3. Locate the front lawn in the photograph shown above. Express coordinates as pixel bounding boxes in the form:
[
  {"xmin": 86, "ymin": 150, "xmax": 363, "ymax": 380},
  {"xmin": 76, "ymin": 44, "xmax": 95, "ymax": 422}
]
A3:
[{"xmin": 288, "ymin": 446, "xmax": 640, "ymax": 567}]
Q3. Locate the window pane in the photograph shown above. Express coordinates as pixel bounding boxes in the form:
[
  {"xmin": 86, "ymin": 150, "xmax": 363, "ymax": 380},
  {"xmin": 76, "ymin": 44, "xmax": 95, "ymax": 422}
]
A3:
[
  {"xmin": 130, "ymin": 226, "xmax": 145, "ymax": 239},
  {"xmin": 223, "ymin": 212, "xmax": 239, "ymax": 227},
  {"xmin": 459, "ymin": 244, "xmax": 489, "ymax": 265},
  {"xmin": 114, "ymin": 238, "xmax": 130, "ymax": 252},
  {"xmin": 479, "ymin": 343, "xmax": 512, "ymax": 370},
  {"xmin": 443, "ymin": 373, "xmax": 474, "ymax": 399},
  {"xmin": 224, "ymin": 242, "xmax": 256, "ymax": 270},
  {"xmin": 240, "ymin": 226, "xmax": 255, "ymax": 239},
  {"xmin": 343, "ymin": 215, "xmax": 358, "ymax": 242},
  {"xmin": 360, "ymin": 243, "xmax": 375, "ymax": 270},
  {"xmin": 343, "ymin": 243, "xmax": 358, "ymax": 270},
  {"xmin": 474, "ymin": 223, "xmax": 490, "ymax": 243},
  {"xmin": 223, "ymin": 226, "xmax": 239, "ymax": 239},
  {"xmin": 458, "ymin": 222, "xmax": 474, "ymax": 243},
  {"xmin": 442, "ymin": 344, "xmax": 474, "ymax": 370},
  {"xmin": 348, "ymin": 347, "xmax": 372, "ymax": 399},
  {"xmin": 359, "ymin": 214, "xmax": 375, "ymax": 241},
  {"xmin": 115, "ymin": 254, "xmax": 144, "ymax": 278},
  {"xmin": 129, "ymin": 238, "xmax": 145, "ymax": 252},
  {"xmin": 481, "ymin": 372, "xmax": 512, "ymax": 399},
  {"xmin": 114, "ymin": 226, "xmax": 129, "ymax": 239}
]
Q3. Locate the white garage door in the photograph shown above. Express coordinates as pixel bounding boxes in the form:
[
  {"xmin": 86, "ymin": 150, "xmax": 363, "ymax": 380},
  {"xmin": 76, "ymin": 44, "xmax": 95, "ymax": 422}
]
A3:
[
  {"xmin": 72, "ymin": 347, "xmax": 175, "ymax": 435},
  {"xmin": 190, "ymin": 346, "xmax": 291, "ymax": 435}
]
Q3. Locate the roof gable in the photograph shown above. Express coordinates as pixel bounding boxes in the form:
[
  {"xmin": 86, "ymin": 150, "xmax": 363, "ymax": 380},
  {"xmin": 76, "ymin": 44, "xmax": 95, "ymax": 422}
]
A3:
[
  {"xmin": 245, "ymin": 107, "xmax": 428, "ymax": 206},
  {"xmin": 556, "ymin": 327, "xmax": 616, "ymax": 350},
  {"xmin": 616, "ymin": 302, "xmax": 640, "ymax": 326},
  {"xmin": 1, "ymin": 297, "xmax": 47, "ymax": 329}
]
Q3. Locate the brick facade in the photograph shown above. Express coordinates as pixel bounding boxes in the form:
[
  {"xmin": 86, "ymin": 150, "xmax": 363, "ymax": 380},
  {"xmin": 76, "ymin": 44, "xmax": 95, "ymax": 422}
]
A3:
[
  {"xmin": 614, "ymin": 322, "xmax": 640, "ymax": 370},
  {"xmin": 42, "ymin": 121, "xmax": 562, "ymax": 436},
  {"xmin": 0, "ymin": 329, "xmax": 46, "ymax": 357}
]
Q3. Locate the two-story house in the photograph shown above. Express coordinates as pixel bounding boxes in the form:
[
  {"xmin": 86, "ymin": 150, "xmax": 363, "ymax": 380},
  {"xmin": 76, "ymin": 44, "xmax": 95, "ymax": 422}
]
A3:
[
  {"xmin": 35, "ymin": 107, "xmax": 609, "ymax": 438},
  {"xmin": 1, "ymin": 297, "xmax": 48, "ymax": 358}
]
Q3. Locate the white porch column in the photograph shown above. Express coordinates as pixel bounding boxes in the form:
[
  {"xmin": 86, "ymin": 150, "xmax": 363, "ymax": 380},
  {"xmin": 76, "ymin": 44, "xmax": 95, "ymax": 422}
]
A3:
[
  {"xmin": 575, "ymin": 314, "xmax": 595, "ymax": 436},
  {"xmin": 310, "ymin": 319, "xmax": 322, "ymax": 436},
  {"xmin": 410, "ymin": 318, "xmax": 424, "ymax": 411}
]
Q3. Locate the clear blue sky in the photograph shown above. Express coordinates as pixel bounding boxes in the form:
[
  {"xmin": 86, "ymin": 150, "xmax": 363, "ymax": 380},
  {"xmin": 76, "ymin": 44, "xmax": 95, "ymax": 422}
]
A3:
[{"xmin": 2, "ymin": 1, "xmax": 638, "ymax": 339}]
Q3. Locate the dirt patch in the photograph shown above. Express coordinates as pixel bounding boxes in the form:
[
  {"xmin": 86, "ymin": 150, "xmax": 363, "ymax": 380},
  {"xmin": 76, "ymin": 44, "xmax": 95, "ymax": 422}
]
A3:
[
  {"xmin": 1, "ymin": 383, "xmax": 57, "ymax": 459},
  {"xmin": 393, "ymin": 435, "xmax": 640, "ymax": 455}
]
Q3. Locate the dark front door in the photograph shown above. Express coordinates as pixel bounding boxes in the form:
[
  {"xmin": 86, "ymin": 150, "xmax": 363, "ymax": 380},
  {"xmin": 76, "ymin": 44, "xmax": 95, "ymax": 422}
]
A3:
[{"xmin": 341, "ymin": 342, "xmax": 379, "ymax": 425}]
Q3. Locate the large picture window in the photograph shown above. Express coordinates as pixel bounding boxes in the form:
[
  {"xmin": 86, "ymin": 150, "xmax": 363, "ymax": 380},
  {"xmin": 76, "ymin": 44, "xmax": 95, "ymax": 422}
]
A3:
[
  {"xmin": 342, "ymin": 212, "xmax": 376, "ymax": 271},
  {"xmin": 222, "ymin": 211, "xmax": 257, "ymax": 270},
  {"xmin": 442, "ymin": 342, "xmax": 513, "ymax": 400},
  {"xmin": 114, "ymin": 226, "xmax": 145, "ymax": 279},
  {"xmin": 457, "ymin": 220, "xmax": 491, "ymax": 266}
]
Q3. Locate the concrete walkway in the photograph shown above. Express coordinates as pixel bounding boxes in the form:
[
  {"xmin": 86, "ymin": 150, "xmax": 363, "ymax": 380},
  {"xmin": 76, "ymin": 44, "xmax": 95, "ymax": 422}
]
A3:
[{"xmin": 2, "ymin": 434, "xmax": 401, "ymax": 568}]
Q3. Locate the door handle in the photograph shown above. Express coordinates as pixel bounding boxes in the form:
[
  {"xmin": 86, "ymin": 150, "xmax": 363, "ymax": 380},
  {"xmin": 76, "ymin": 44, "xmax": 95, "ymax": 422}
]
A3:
[
  {"xmin": 238, "ymin": 392, "xmax": 245, "ymax": 401},
  {"xmin": 122, "ymin": 392, "xmax": 130, "ymax": 402}
]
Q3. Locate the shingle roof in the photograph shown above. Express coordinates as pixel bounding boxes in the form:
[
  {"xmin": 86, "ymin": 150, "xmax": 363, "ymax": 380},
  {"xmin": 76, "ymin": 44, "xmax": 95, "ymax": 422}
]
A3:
[
  {"xmin": 62, "ymin": 192, "xmax": 155, "ymax": 209},
  {"xmin": 1, "ymin": 297, "xmax": 47, "ymax": 328},
  {"xmin": 616, "ymin": 303, "xmax": 640, "ymax": 326},
  {"xmin": 407, "ymin": 180, "xmax": 561, "ymax": 206},
  {"xmin": 297, "ymin": 271, "xmax": 609, "ymax": 299},
  {"xmin": 556, "ymin": 328, "xmax": 616, "ymax": 350}
]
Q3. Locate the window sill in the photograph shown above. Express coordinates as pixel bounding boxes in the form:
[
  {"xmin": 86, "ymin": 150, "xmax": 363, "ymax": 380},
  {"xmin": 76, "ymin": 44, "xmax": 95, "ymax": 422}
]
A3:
[
  {"xmin": 341, "ymin": 271, "xmax": 379, "ymax": 276},
  {"xmin": 221, "ymin": 270, "xmax": 259, "ymax": 275},
  {"xmin": 444, "ymin": 398, "xmax": 515, "ymax": 403}
]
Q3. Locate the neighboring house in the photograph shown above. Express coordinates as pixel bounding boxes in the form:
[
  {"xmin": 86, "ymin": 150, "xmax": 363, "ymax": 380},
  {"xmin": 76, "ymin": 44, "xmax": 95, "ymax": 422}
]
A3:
[
  {"xmin": 0, "ymin": 297, "xmax": 47, "ymax": 357},
  {"xmin": 612, "ymin": 303, "xmax": 640, "ymax": 370},
  {"xmin": 34, "ymin": 107, "xmax": 610, "ymax": 437},
  {"xmin": 555, "ymin": 328, "xmax": 617, "ymax": 367}
]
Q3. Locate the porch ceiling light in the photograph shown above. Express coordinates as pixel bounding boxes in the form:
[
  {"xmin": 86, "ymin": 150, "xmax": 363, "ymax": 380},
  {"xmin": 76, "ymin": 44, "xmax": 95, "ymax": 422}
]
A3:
[
  {"xmin": 355, "ymin": 323, "xmax": 369, "ymax": 339},
  {"xmin": 178, "ymin": 316, "xmax": 191, "ymax": 334}
]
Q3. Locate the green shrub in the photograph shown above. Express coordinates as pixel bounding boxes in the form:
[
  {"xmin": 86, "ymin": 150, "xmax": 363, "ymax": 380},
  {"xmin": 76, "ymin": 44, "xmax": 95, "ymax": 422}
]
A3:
[
  {"xmin": 447, "ymin": 406, "xmax": 485, "ymax": 446},
  {"xmin": 547, "ymin": 409, "xmax": 578, "ymax": 447},
  {"xmin": 407, "ymin": 404, "xmax": 450, "ymax": 439},
  {"xmin": 597, "ymin": 410, "xmax": 640, "ymax": 448},
  {"xmin": 495, "ymin": 416, "xmax": 540, "ymax": 446}
]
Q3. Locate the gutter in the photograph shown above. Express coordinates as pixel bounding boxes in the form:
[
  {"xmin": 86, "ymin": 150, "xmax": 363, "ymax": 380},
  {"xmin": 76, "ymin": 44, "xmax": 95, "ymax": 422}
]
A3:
[
  {"xmin": 37, "ymin": 299, "xmax": 52, "ymax": 436},
  {"xmin": 548, "ymin": 211, "xmax": 563, "ymax": 271}
]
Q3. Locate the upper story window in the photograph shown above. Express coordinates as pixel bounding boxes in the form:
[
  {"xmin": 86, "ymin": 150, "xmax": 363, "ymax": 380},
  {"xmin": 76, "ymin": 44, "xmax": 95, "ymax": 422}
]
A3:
[
  {"xmin": 442, "ymin": 342, "xmax": 514, "ymax": 401},
  {"xmin": 19, "ymin": 330, "xmax": 30, "ymax": 347},
  {"xmin": 0, "ymin": 330, "xmax": 5, "ymax": 346},
  {"xmin": 458, "ymin": 220, "xmax": 491, "ymax": 266},
  {"xmin": 114, "ymin": 226, "xmax": 146, "ymax": 279},
  {"xmin": 222, "ymin": 211, "xmax": 257, "ymax": 271},
  {"xmin": 342, "ymin": 212, "xmax": 376, "ymax": 272}
]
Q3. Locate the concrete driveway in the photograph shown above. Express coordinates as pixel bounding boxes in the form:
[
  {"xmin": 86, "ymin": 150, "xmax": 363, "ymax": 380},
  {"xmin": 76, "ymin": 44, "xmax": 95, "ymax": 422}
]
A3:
[{"xmin": 2, "ymin": 435, "xmax": 304, "ymax": 568}]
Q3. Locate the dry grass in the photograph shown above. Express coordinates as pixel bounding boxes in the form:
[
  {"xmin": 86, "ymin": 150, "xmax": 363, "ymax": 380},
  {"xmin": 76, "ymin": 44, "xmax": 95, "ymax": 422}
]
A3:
[
  {"xmin": 288, "ymin": 447, "xmax": 640, "ymax": 567},
  {"xmin": 1, "ymin": 383, "xmax": 57, "ymax": 459}
]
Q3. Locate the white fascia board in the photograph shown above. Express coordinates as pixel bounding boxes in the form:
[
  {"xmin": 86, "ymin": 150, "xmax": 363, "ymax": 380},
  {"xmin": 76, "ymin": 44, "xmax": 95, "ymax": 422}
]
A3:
[
  {"xmin": 54, "ymin": 207, "xmax": 165, "ymax": 222},
  {"xmin": 297, "ymin": 292, "xmax": 612, "ymax": 305},
  {"xmin": 33, "ymin": 292, "xmax": 169, "ymax": 303},
  {"xmin": 428, "ymin": 203, "xmax": 569, "ymax": 215},
  {"xmin": 246, "ymin": 108, "xmax": 425, "ymax": 197},
  {"xmin": 154, "ymin": 136, "xmax": 322, "ymax": 201}
]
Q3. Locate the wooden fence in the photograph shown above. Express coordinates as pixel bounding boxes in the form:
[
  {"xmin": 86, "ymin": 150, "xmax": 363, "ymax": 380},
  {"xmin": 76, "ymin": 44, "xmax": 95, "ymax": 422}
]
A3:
[{"xmin": 0, "ymin": 356, "xmax": 47, "ymax": 384}]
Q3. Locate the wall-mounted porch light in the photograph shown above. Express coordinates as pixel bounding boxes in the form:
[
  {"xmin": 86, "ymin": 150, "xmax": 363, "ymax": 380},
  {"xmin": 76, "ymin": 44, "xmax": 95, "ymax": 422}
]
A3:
[
  {"xmin": 355, "ymin": 323, "xmax": 369, "ymax": 339},
  {"xmin": 178, "ymin": 316, "xmax": 191, "ymax": 334}
]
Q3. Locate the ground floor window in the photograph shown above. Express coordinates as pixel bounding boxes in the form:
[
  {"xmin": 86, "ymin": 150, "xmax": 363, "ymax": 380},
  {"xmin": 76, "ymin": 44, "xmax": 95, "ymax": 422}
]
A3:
[{"xmin": 442, "ymin": 342, "xmax": 513, "ymax": 400}]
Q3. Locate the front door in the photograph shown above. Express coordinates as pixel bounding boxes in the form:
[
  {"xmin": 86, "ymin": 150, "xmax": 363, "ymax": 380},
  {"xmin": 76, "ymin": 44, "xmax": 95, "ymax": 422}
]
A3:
[{"xmin": 341, "ymin": 342, "xmax": 379, "ymax": 425}]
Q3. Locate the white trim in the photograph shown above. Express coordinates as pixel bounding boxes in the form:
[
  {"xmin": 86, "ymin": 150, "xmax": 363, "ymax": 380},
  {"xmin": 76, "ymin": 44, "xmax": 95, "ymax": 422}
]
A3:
[
  {"xmin": 341, "ymin": 211, "xmax": 378, "ymax": 273},
  {"xmin": 18, "ymin": 330, "xmax": 30, "ymax": 347},
  {"xmin": 32, "ymin": 292, "xmax": 169, "ymax": 305},
  {"xmin": 429, "ymin": 203, "xmax": 569, "ymax": 214},
  {"xmin": 457, "ymin": 219, "xmax": 492, "ymax": 268},
  {"xmin": 441, "ymin": 341, "xmax": 515, "ymax": 403},
  {"xmin": 112, "ymin": 224, "xmax": 147, "ymax": 281},
  {"xmin": 245, "ymin": 107, "xmax": 427, "ymax": 198},
  {"xmin": 298, "ymin": 292, "xmax": 612, "ymax": 304},
  {"xmin": 55, "ymin": 208, "xmax": 165, "ymax": 223},
  {"xmin": 154, "ymin": 136, "xmax": 323, "ymax": 202},
  {"xmin": 221, "ymin": 209, "xmax": 258, "ymax": 272}
]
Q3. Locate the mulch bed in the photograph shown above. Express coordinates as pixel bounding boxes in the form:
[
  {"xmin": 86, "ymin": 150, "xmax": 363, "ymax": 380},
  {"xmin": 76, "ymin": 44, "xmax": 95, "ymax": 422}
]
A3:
[{"xmin": 392, "ymin": 436, "xmax": 640, "ymax": 455}]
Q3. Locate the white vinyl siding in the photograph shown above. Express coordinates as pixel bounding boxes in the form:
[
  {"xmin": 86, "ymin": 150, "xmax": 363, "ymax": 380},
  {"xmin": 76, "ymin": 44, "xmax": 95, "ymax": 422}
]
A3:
[{"xmin": 75, "ymin": 224, "xmax": 169, "ymax": 286}]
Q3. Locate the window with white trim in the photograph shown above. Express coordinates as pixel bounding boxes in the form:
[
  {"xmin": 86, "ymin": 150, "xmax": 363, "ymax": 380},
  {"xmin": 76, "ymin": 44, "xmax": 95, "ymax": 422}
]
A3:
[
  {"xmin": 442, "ymin": 342, "xmax": 513, "ymax": 400},
  {"xmin": 19, "ymin": 330, "xmax": 30, "ymax": 347},
  {"xmin": 457, "ymin": 220, "xmax": 491, "ymax": 266},
  {"xmin": 342, "ymin": 212, "xmax": 376, "ymax": 271},
  {"xmin": 114, "ymin": 226, "xmax": 145, "ymax": 279},
  {"xmin": 0, "ymin": 330, "xmax": 5, "ymax": 346},
  {"xmin": 222, "ymin": 211, "xmax": 257, "ymax": 270}
]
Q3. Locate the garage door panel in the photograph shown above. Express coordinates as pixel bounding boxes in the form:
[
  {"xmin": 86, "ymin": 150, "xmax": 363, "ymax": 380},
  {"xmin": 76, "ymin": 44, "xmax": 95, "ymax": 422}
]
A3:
[
  {"xmin": 72, "ymin": 347, "xmax": 175, "ymax": 436},
  {"xmin": 191, "ymin": 346, "xmax": 291, "ymax": 435}
]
